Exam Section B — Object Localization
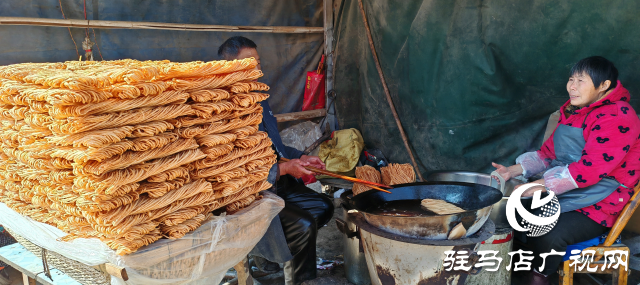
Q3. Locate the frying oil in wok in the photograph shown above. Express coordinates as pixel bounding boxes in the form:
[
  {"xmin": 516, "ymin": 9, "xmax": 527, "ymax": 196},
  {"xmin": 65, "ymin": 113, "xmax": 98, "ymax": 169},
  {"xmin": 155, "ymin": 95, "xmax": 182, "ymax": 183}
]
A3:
[{"xmin": 367, "ymin": 200, "xmax": 437, "ymax": 217}]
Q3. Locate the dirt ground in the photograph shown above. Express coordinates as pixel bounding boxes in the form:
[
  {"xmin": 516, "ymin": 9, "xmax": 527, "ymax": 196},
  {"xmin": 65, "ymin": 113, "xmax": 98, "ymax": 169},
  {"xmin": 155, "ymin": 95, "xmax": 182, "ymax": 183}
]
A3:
[
  {"xmin": 248, "ymin": 199, "xmax": 353, "ymax": 285},
  {"xmin": 301, "ymin": 199, "xmax": 351, "ymax": 285}
]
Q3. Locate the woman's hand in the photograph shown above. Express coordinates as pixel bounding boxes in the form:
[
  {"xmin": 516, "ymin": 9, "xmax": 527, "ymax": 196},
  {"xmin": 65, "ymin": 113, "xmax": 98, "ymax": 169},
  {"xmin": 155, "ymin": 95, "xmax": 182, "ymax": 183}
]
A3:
[
  {"xmin": 492, "ymin": 162, "xmax": 512, "ymax": 182},
  {"xmin": 280, "ymin": 159, "xmax": 314, "ymax": 178},
  {"xmin": 491, "ymin": 162, "xmax": 522, "ymax": 183}
]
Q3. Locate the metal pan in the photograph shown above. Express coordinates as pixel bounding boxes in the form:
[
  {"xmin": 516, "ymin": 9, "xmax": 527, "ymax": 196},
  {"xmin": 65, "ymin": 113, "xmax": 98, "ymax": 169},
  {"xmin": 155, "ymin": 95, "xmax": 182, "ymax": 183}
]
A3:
[
  {"xmin": 426, "ymin": 171, "xmax": 520, "ymax": 229},
  {"xmin": 348, "ymin": 181, "xmax": 502, "ymax": 240}
]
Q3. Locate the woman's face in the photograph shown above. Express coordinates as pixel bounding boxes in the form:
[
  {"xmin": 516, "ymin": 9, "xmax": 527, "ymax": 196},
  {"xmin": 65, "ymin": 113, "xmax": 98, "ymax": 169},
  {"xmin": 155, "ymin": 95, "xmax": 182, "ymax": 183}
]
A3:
[{"xmin": 566, "ymin": 72, "xmax": 604, "ymax": 108}]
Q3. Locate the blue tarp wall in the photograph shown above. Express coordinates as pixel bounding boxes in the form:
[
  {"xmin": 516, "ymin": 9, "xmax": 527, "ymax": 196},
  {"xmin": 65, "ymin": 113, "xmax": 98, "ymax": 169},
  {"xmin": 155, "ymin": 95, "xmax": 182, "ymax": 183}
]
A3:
[
  {"xmin": 5, "ymin": 1, "xmax": 640, "ymax": 177},
  {"xmin": 0, "ymin": 0, "xmax": 324, "ymax": 117}
]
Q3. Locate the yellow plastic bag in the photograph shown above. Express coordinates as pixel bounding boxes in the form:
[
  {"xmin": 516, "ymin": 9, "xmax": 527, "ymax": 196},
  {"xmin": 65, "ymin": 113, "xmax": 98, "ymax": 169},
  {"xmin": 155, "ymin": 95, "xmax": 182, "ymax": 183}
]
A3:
[{"xmin": 318, "ymin": 128, "xmax": 364, "ymax": 177}]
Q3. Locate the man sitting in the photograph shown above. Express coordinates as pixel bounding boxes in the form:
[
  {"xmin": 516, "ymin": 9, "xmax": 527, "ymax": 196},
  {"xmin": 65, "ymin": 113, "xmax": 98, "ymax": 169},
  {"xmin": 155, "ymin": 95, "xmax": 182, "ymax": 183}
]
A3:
[{"xmin": 218, "ymin": 36, "xmax": 334, "ymax": 285}]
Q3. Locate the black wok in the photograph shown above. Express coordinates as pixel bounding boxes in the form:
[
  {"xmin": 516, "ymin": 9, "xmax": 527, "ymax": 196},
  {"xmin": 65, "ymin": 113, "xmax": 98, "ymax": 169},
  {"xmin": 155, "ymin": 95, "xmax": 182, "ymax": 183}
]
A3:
[{"xmin": 347, "ymin": 181, "xmax": 502, "ymax": 239}]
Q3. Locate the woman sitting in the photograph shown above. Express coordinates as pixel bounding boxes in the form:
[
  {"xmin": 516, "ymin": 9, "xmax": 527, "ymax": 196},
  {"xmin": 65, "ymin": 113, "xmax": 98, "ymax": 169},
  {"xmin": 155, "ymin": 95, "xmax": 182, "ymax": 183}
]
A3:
[{"xmin": 492, "ymin": 56, "xmax": 640, "ymax": 285}]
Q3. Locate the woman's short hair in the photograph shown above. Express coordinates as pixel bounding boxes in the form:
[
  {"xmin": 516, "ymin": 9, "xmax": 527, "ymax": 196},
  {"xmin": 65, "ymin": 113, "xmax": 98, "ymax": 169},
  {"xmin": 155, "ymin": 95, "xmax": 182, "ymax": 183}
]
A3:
[
  {"xmin": 570, "ymin": 56, "xmax": 618, "ymax": 91},
  {"xmin": 217, "ymin": 36, "xmax": 257, "ymax": 60}
]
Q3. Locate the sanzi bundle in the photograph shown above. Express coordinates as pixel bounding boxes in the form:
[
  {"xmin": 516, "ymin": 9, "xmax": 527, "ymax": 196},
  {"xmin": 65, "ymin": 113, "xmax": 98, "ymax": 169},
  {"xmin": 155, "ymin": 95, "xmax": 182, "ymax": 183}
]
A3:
[
  {"xmin": 380, "ymin": 163, "xmax": 416, "ymax": 186},
  {"xmin": 0, "ymin": 59, "xmax": 276, "ymax": 255},
  {"xmin": 352, "ymin": 165, "xmax": 381, "ymax": 195},
  {"xmin": 353, "ymin": 163, "xmax": 416, "ymax": 195}
]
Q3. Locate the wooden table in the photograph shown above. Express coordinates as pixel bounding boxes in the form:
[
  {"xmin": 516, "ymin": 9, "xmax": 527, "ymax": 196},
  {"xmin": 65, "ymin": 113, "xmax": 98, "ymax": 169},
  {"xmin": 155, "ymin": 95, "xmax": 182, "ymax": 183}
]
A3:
[{"xmin": 0, "ymin": 243, "xmax": 81, "ymax": 285}]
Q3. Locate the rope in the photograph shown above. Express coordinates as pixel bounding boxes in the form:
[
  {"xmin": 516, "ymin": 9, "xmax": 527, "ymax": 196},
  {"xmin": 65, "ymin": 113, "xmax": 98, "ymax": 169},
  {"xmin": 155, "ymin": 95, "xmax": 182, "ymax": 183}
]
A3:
[{"xmin": 58, "ymin": 0, "xmax": 80, "ymax": 58}]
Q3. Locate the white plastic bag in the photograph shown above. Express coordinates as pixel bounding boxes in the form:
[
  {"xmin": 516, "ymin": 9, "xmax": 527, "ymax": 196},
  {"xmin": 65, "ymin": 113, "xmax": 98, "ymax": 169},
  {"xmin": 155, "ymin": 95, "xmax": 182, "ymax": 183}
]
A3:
[
  {"xmin": 280, "ymin": 121, "xmax": 322, "ymax": 152},
  {"xmin": 0, "ymin": 192, "xmax": 284, "ymax": 285}
]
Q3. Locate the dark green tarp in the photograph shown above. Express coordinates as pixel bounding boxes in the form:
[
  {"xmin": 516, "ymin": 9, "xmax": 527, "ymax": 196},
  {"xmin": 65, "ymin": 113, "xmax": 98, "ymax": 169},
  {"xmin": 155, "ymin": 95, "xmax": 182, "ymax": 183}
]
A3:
[{"xmin": 333, "ymin": 0, "xmax": 640, "ymax": 175}]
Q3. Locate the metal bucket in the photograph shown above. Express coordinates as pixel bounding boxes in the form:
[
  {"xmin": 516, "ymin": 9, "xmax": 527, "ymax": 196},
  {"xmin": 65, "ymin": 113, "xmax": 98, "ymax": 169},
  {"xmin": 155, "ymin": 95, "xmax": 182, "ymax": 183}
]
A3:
[
  {"xmin": 336, "ymin": 191, "xmax": 371, "ymax": 285},
  {"xmin": 350, "ymin": 211, "xmax": 495, "ymax": 285},
  {"xmin": 426, "ymin": 171, "xmax": 519, "ymax": 229}
]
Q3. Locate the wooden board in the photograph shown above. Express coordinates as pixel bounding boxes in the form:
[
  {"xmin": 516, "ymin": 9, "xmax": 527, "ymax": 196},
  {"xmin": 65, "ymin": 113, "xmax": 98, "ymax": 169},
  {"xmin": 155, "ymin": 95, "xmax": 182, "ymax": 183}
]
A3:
[
  {"xmin": 274, "ymin": 109, "xmax": 326, "ymax": 122},
  {"xmin": 0, "ymin": 17, "xmax": 324, "ymax": 34},
  {"xmin": 0, "ymin": 243, "xmax": 81, "ymax": 285}
]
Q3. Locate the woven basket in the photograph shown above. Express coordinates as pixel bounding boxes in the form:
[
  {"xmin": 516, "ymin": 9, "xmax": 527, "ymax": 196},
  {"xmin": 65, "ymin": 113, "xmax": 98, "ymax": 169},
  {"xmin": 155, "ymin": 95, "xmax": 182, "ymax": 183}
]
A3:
[{"xmin": 5, "ymin": 228, "xmax": 110, "ymax": 285}]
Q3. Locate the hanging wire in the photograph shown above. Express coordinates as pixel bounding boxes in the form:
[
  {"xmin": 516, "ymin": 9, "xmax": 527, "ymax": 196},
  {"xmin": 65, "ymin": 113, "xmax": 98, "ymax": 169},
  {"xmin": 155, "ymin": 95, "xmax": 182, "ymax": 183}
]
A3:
[
  {"xmin": 318, "ymin": 89, "xmax": 337, "ymax": 130},
  {"xmin": 91, "ymin": 28, "xmax": 104, "ymax": 61},
  {"xmin": 58, "ymin": 0, "xmax": 80, "ymax": 58},
  {"xmin": 84, "ymin": 0, "xmax": 104, "ymax": 60},
  {"xmin": 83, "ymin": 0, "xmax": 89, "ymax": 37}
]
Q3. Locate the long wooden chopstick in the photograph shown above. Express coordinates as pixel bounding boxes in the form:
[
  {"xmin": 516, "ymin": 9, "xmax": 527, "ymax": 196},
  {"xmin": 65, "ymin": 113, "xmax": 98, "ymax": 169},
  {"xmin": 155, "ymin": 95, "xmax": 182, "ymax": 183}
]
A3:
[
  {"xmin": 278, "ymin": 158, "xmax": 392, "ymax": 194},
  {"xmin": 353, "ymin": 183, "xmax": 391, "ymax": 194}
]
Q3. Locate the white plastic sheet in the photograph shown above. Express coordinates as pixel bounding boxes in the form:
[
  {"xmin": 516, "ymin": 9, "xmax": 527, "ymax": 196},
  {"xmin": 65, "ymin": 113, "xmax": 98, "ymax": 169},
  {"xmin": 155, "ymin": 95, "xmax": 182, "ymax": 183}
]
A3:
[
  {"xmin": 543, "ymin": 166, "xmax": 579, "ymax": 194},
  {"xmin": 515, "ymin": 151, "xmax": 548, "ymax": 178},
  {"xmin": 0, "ymin": 192, "xmax": 284, "ymax": 285},
  {"xmin": 0, "ymin": 203, "xmax": 116, "ymax": 266}
]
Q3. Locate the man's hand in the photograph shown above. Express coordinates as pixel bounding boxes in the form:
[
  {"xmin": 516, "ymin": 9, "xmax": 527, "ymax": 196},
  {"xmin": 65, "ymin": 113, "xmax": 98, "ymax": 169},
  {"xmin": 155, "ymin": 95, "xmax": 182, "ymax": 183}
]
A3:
[
  {"xmin": 299, "ymin": 155, "xmax": 326, "ymax": 170},
  {"xmin": 279, "ymin": 159, "xmax": 314, "ymax": 178}
]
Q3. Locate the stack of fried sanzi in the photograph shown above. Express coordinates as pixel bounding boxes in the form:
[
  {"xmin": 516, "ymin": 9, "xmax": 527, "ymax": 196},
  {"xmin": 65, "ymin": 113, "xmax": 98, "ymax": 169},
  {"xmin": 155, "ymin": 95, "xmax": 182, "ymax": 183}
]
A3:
[
  {"xmin": 352, "ymin": 163, "xmax": 416, "ymax": 195},
  {"xmin": 0, "ymin": 58, "xmax": 276, "ymax": 255}
]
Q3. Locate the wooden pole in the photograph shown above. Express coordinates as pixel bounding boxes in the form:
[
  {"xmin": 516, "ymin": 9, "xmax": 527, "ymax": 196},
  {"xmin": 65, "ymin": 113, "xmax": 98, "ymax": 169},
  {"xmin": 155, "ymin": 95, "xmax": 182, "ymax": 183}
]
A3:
[
  {"xmin": 356, "ymin": 0, "xmax": 424, "ymax": 181},
  {"xmin": 0, "ymin": 17, "xmax": 324, "ymax": 34},
  {"xmin": 92, "ymin": 263, "xmax": 128, "ymax": 281},
  {"xmin": 324, "ymin": 0, "xmax": 337, "ymax": 131},
  {"xmin": 274, "ymin": 109, "xmax": 326, "ymax": 122},
  {"xmin": 233, "ymin": 257, "xmax": 254, "ymax": 285}
]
